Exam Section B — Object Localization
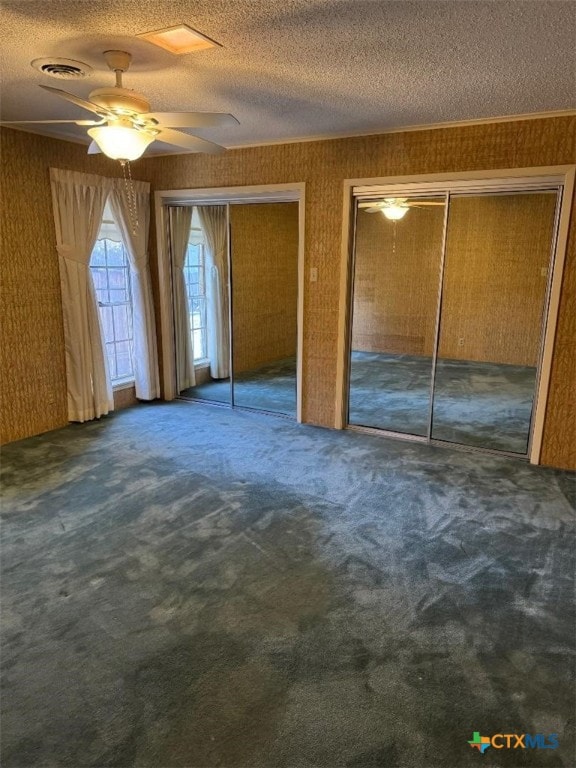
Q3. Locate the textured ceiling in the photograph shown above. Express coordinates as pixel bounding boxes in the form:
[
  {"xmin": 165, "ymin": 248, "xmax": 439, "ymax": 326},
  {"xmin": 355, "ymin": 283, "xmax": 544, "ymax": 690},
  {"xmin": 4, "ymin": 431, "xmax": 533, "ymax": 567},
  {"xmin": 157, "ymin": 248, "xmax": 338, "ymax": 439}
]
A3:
[{"xmin": 1, "ymin": 0, "xmax": 575, "ymax": 154}]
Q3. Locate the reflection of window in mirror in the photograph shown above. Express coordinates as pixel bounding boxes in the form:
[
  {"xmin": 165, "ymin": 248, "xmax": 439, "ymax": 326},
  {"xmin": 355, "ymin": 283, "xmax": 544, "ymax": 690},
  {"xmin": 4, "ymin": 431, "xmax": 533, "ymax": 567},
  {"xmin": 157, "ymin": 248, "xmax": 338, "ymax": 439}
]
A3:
[{"xmin": 183, "ymin": 208, "xmax": 208, "ymax": 364}]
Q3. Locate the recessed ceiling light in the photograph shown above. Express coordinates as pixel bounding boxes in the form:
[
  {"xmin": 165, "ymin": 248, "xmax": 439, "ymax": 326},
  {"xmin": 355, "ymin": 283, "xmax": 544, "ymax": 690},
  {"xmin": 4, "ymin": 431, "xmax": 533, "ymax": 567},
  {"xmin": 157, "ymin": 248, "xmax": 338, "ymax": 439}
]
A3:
[{"xmin": 137, "ymin": 24, "xmax": 220, "ymax": 55}]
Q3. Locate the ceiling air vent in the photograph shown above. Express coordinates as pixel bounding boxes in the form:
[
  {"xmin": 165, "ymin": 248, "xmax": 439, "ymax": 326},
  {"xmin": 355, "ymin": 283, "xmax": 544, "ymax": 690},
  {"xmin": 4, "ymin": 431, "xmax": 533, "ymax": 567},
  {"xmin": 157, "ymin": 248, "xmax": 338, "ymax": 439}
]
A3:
[{"xmin": 31, "ymin": 58, "xmax": 93, "ymax": 79}]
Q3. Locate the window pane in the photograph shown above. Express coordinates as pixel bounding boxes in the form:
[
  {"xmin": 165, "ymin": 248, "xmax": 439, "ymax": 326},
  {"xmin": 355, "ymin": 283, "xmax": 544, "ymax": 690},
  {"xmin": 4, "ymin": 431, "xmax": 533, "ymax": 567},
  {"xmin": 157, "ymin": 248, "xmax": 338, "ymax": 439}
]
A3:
[
  {"xmin": 108, "ymin": 268, "xmax": 128, "ymax": 290},
  {"xmin": 91, "ymin": 267, "xmax": 107, "ymax": 292},
  {"xmin": 187, "ymin": 267, "xmax": 200, "ymax": 287},
  {"xmin": 193, "ymin": 329, "xmax": 204, "ymax": 360},
  {"xmin": 186, "ymin": 245, "xmax": 200, "ymax": 266},
  {"xmin": 106, "ymin": 241, "xmax": 126, "ymax": 267},
  {"xmin": 184, "ymin": 241, "xmax": 206, "ymax": 372},
  {"xmin": 115, "ymin": 341, "xmax": 133, "ymax": 378},
  {"xmin": 113, "ymin": 304, "xmax": 130, "ymax": 341},
  {"xmin": 106, "ymin": 344, "xmax": 117, "ymax": 380},
  {"xmin": 99, "ymin": 306, "xmax": 114, "ymax": 343},
  {"xmin": 193, "ymin": 300, "xmax": 206, "ymax": 332},
  {"xmin": 90, "ymin": 236, "xmax": 134, "ymax": 383},
  {"xmin": 109, "ymin": 289, "xmax": 128, "ymax": 304},
  {"xmin": 91, "ymin": 241, "xmax": 106, "ymax": 267}
]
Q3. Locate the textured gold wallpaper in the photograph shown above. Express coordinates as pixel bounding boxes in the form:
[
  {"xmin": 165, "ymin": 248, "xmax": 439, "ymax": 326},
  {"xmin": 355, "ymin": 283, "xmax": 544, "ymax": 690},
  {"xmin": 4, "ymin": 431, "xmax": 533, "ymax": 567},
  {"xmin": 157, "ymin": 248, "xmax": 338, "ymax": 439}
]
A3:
[
  {"xmin": 439, "ymin": 193, "xmax": 557, "ymax": 366},
  {"xmin": 352, "ymin": 206, "xmax": 445, "ymax": 357},
  {"xmin": 2, "ymin": 117, "xmax": 575, "ymax": 468},
  {"xmin": 440, "ymin": 193, "xmax": 557, "ymax": 366},
  {"xmin": 0, "ymin": 129, "xmax": 127, "ymax": 444},
  {"xmin": 230, "ymin": 203, "xmax": 299, "ymax": 374},
  {"xmin": 352, "ymin": 193, "xmax": 554, "ymax": 366},
  {"xmin": 137, "ymin": 116, "xmax": 575, "ymax": 468},
  {"xmin": 542, "ymin": 194, "xmax": 576, "ymax": 469}
]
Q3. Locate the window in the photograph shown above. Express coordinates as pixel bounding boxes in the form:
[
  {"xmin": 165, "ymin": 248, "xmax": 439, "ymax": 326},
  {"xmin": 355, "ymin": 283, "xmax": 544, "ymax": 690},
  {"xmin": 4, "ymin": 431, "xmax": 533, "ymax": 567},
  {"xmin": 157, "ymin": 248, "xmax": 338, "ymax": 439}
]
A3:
[
  {"xmin": 90, "ymin": 215, "xmax": 134, "ymax": 383},
  {"xmin": 183, "ymin": 238, "xmax": 208, "ymax": 362}
]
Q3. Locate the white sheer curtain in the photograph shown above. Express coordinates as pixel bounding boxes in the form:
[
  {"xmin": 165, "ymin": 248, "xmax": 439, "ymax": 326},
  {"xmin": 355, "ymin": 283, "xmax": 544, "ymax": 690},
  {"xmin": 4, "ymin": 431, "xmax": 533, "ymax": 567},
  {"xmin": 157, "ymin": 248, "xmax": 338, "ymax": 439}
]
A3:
[
  {"xmin": 109, "ymin": 182, "xmax": 159, "ymax": 400},
  {"xmin": 49, "ymin": 168, "xmax": 113, "ymax": 422},
  {"xmin": 168, "ymin": 207, "xmax": 195, "ymax": 391},
  {"xmin": 196, "ymin": 205, "xmax": 230, "ymax": 379}
]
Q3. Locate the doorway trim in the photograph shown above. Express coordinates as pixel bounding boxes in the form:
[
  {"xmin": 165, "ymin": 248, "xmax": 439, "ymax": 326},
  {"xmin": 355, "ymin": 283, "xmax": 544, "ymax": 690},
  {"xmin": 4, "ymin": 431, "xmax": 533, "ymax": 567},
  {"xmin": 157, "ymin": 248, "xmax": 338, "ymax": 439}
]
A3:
[
  {"xmin": 336, "ymin": 166, "xmax": 575, "ymax": 464},
  {"xmin": 155, "ymin": 182, "xmax": 306, "ymax": 422}
]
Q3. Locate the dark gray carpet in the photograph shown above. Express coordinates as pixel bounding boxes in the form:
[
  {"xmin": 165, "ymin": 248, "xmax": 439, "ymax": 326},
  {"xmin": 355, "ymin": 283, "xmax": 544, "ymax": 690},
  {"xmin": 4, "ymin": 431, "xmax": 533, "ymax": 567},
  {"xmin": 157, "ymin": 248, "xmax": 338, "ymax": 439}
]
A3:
[
  {"xmin": 181, "ymin": 375, "xmax": 233, "ymax": 406},
  {"xmin": 1, "ymin": 402, "xmax": 574, "ymax": 767},
  {"xmin": 349, "ymin": 352, "xmax": 537, "ymax": 453},
  {"xmin": 180, "ymin": 357, "xmax": 297, "ymax": 417}
]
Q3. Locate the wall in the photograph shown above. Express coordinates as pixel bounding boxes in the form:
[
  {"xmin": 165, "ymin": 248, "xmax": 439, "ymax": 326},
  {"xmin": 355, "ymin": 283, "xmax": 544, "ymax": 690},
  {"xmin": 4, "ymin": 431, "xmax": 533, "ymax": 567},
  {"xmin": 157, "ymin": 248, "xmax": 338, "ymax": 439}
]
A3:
[
  {"xmin": 351, "ymin": 192, "xmax": 557, "ymax": 367},
  {"xmin": 113, "ymin": 386, "xmax": 138, "ymax": 411},
  {"xmin": 137, "ymin": 116, "xmax": 575, "ymax": 469},
  {"xmin": 439, "ymin": 192, "xmax": 557, "ymax": 366},
  {"xmin": 230, "ymin": 202, "xmax": 299, "ymax": 373},
  {"xmin": 351, "ymin": 205, "xmax": 445, "ymax": 356},
  {"xmin": 0, "ymin": 129, "xmax": 131, "ymax": 443},
  {"xmin": 2, "ymin": 117, "xmax": 575, "ymax": 469}
]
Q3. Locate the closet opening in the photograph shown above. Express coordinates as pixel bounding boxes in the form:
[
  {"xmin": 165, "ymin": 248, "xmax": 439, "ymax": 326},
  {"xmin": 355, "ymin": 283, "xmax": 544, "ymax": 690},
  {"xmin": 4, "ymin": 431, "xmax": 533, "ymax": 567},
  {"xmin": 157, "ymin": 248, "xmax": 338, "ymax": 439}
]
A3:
[
  {"xmin": 155, "ymin": 184, "xmax": 305, "ymax": 422},
  {"xmin": 338, "ymin": 168, "xmax": 574, "ymax": 463}
]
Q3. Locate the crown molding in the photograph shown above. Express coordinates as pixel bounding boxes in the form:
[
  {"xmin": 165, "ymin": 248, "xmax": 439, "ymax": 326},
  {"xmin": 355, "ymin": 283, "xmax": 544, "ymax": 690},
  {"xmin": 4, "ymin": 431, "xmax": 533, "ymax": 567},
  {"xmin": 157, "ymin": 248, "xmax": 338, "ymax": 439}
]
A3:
[
  {"xmin": 223, "ymin": 110, "xmax": 576, "ymax": 150},
  {"xmin": 3, "ymin": 109, "xmax": 574, "ymax": 155}
]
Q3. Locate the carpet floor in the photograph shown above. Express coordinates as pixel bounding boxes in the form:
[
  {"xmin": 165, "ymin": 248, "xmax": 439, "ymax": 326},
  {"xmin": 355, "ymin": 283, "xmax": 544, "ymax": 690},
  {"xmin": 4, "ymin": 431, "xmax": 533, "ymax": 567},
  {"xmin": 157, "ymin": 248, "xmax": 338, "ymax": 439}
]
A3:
[
  {"xmin": 349, "ymin": 352, "xmax": 537, "ymax": 454},
  {"xmin": 180, "ymin": 358, "xmax": 297, "ymax": 417},
  {"xmin": 1, "ymin": 402, "xmax": 574, "ymax": 767}
]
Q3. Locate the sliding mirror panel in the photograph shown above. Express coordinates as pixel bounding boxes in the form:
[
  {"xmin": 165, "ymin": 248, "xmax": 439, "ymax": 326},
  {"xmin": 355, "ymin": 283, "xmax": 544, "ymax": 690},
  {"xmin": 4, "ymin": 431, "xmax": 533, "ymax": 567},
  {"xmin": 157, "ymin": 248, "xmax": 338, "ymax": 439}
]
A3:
[
  {"xmin": 230, "ymin": 202, "xmax": 299, "ymax": 417},
  {"xmin": 348, "ymin": 196, "xmax": 447, "ymax": 435},
  {"xmin": 170, "ymin": 205, "xmax": 232, "ymax": 405},
  {"xmin": 431, "ymin": 190, "xmax": 559, "ymax": 453}
]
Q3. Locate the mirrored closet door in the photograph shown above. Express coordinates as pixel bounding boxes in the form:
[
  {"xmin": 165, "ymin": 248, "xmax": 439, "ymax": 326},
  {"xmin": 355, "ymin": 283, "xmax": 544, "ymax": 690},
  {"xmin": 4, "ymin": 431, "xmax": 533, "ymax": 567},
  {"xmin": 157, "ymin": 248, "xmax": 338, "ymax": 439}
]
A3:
[
  {"xmin": 431, "ymin": 191, "xmax": 558, "ymax": 453},
  {"xmin": 167, "ymin": 200, "xmax": 300, "ymax": 419},
  {"xmin": 169, "ymin": 204, "xmax": 232, "ymax": 406},
  {"xmin": 347, "ymin": 182, "xmax": 561, "ymax": 457},
  {"xmin": 230, "ymin": 202, "xmax": 299, "ymax": 418},
  {"xmin": 349, "ymin": 195, "xmax": 447, "ymax": 436}
]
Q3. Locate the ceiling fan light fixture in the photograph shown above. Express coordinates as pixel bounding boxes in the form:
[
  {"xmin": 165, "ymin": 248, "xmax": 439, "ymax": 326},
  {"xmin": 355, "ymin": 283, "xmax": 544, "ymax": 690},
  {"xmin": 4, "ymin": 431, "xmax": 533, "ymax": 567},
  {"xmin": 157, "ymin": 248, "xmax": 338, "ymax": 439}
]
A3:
[
  {"xmin": 87, "ymin": 125, "xmax": 155, "ymax": 161},
  {"xmin": 382, "ymin": 205, "xmax": 409, "ymax": 221}
]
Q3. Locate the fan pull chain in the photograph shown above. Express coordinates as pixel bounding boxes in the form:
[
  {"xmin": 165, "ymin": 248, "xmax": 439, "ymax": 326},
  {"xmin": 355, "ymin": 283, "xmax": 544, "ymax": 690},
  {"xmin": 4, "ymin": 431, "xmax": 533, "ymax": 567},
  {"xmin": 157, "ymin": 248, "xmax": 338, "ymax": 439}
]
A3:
[
  {"xmin": 392, "ymin": 221, "xmax": 397, "ymax": 256},
  {"xmin": 120, "ymin": 159, "xmax": 139, "ymax": 234}
]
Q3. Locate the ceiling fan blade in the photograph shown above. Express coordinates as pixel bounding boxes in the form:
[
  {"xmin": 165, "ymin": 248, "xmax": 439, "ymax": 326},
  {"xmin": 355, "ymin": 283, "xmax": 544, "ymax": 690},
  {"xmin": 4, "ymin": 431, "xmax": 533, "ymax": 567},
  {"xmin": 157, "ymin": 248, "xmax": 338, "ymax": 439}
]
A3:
[
  {"xmin": 145, "ymin": 112, "xmax": 239, "ymax": 128},
  {"xmin": 87, "ymin": 141, "xmax": 101, "ymax": 155},
  {"xmin": 154, "ymin": 128, "xmax": 226, "ymax": 154},
  {"xmin": 407, "ymin": 201, "xmax": 445, "ymax": 206},
  {"xmin": 363, "ymin": 207, "xmax": 387, "ymax": 213},
  {"xmin": 0, "ymin": 118, "xmax": 104, "ymax": 125},
  {"xmin": 39, "ymin": 85, "xmax": 108, "ymax": 117}
]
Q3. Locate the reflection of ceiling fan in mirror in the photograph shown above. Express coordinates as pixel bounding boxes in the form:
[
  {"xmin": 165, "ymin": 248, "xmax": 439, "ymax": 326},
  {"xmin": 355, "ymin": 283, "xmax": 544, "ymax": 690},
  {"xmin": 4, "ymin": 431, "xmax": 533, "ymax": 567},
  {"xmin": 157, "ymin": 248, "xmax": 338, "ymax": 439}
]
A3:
[
  {"xmin": 1, "ymin": 50, "xmax": 239, "ymax": 162},
  {"xmin": 359, "ymin": 198, "xmax": 445, "ymax": 220}
]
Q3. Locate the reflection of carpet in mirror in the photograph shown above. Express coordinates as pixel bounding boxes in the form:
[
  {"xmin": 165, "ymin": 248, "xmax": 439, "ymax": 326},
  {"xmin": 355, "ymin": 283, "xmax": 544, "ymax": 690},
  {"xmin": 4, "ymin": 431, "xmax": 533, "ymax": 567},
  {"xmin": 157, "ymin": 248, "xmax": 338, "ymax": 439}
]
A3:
[
  {"xmin": 180, "ymin": 357, "xmax": 297, "ymax": 417},
  {"xmin": 348, "ymin": 352, "xmax": 536, "ymax": 453}
]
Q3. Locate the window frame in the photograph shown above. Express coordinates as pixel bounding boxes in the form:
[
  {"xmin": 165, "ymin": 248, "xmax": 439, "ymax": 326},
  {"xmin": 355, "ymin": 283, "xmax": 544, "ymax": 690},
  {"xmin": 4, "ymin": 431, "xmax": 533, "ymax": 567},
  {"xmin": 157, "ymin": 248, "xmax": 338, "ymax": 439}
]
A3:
[
  {"xmin": 183, "ymin": 236, "xmax": 209, "ymax": 365},
  {"xmin": 90, "ymin": 228, "xmax": 136, "ymax": 387}
]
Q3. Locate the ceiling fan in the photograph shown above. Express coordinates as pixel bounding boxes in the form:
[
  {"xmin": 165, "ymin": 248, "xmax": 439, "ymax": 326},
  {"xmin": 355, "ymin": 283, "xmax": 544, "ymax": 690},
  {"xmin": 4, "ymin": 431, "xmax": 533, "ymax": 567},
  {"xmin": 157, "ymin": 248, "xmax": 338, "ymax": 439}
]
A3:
[
  {"xmin": 359, "ymin": 198, "xmax": 445, "ymax": 220},
  {"xmin": 1, "ymin": 50, "xmax": 238, "ymax": 161}
]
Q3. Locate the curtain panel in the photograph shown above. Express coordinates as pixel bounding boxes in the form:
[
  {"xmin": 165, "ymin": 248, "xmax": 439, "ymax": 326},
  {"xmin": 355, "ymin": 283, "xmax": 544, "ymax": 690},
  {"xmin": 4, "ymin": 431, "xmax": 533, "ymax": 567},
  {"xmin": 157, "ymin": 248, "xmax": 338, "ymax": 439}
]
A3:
[
  {"xmin": 167, "ymin": 207, "xmax": 195, "ymax": 392},
  {"xmin": 50, "ymin": 168, "xmax": 158, "ymax": 422},
  {"xmin": 109, "ymin": 183, "xmax": 159, "ymax": 400},
  {"xmin": 50, "ymin": 168, "xmax": 113, "ymax": 422}
]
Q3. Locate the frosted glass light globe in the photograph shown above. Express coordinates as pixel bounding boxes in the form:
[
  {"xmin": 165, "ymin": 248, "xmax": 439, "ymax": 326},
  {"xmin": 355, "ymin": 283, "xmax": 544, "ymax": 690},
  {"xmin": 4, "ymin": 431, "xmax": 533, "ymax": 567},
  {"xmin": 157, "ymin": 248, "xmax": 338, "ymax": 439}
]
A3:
[
  {"xmin": 382, "ymin": 205, "xmax": 409, "ymax": 221},
  {"xmin": 88, "ymin": 125, "xmax": 155, "ymax": 161}
]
